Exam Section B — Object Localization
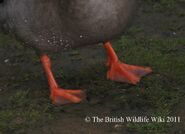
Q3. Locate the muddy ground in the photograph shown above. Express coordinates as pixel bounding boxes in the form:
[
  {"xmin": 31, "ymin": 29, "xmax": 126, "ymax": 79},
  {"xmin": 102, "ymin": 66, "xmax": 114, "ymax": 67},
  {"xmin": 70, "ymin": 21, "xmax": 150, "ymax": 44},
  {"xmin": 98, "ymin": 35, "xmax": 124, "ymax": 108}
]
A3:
[{"xmin": 0, "ymin": 0, "xmax": 185, "ymax": 134}]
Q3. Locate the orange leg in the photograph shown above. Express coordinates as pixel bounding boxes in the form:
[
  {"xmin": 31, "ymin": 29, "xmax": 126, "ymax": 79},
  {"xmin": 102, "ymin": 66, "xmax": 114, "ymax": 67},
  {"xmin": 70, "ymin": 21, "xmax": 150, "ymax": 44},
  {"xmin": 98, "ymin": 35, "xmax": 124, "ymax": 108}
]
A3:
[
  {"xmin": 40, "ymin": 54, "xmax": 86, "ymax": 105},
  {"xmin": 104, "ymin": 42, "xmax": 152, "ymax": 85}
]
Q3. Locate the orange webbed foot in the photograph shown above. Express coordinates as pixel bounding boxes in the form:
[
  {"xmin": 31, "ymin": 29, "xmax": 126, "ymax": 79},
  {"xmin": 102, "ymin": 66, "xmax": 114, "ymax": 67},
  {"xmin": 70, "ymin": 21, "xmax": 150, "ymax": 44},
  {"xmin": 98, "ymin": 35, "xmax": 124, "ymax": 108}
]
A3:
[
  {"xmin": 104, "ymin": 42, "xmax": 152, "ymax": 85},
  {"xmin": 51, "ymin": 88, "xmax": 86, "ymax": 105},
  {"xmin": 40, "ymin": 54, "xmax": 86, "ymax": 105},
  {"xmin": 107, "ymin": 62, "xmax": 152, "ymax": 85}
]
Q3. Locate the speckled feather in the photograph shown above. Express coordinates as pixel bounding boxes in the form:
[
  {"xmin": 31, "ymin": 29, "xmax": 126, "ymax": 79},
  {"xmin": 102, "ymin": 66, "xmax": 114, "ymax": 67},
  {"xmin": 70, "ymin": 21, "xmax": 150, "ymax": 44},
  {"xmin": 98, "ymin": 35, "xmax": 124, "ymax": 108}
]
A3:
[{"xmin": 0, "ymin": 0, "xmax": 136, "ymax": 52}]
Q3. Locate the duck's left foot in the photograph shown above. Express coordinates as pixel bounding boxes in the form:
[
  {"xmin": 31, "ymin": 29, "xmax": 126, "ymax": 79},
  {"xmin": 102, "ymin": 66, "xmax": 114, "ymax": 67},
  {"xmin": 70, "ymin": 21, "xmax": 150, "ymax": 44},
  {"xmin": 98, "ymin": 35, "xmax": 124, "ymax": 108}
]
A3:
[
  {"xmin": 104, "ymin": 42, "xmax": 152, "ymax": 85},
  {"xmin": 107, "ymin": 62, "xmax": 152, "ymax": 84}
]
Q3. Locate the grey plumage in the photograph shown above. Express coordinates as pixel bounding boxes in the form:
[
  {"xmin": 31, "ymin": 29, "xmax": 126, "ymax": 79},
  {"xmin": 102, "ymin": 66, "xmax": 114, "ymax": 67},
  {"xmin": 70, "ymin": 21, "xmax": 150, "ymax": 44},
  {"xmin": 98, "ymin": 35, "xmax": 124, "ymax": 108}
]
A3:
[{"xmin": 0, "ymin": 0, "xmax": 136, "ymax": 52}]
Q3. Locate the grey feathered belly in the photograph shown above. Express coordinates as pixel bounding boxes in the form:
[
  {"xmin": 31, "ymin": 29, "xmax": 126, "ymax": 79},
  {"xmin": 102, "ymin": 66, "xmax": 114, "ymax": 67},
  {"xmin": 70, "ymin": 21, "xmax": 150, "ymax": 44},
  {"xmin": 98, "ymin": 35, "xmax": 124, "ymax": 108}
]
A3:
[{"xmin": 3, "ymin": 0, "xmax": 135, "ymax": 52}]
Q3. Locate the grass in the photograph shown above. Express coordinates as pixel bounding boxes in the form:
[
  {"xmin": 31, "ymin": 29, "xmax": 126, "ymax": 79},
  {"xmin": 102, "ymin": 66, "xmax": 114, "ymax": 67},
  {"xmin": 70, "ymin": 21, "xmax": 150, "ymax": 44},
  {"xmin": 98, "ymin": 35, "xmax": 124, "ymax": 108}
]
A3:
[
  {"xmin": 143, "ymin": 0, "xmax": 184, "ymax": 11},
  {"xmin": 111, "ymin": 37, "xmax": 185, "ymax": 134}
]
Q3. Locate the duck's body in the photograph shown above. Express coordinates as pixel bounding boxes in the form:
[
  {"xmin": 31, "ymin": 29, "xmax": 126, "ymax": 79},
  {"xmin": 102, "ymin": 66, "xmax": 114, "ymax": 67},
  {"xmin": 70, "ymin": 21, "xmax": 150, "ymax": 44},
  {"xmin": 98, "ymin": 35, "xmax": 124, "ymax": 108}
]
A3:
[
  {"xmin": 1, "ymin": 0, "xmax": 135, "ymax": 52},
  {"xmin": 0, "ymin": 0, "xmax": 152, "ymax": 105}
]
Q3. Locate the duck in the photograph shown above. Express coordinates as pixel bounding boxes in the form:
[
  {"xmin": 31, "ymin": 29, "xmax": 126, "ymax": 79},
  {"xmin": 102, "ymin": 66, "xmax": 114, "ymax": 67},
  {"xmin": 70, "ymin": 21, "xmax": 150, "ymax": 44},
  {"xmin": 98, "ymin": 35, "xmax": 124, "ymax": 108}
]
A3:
[{"xmin": 0, "ymin": 0, "xmax": 152, "ymax": 105}]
